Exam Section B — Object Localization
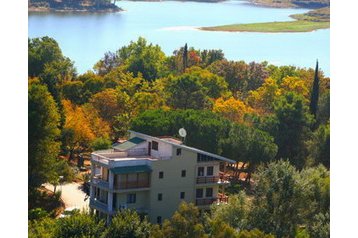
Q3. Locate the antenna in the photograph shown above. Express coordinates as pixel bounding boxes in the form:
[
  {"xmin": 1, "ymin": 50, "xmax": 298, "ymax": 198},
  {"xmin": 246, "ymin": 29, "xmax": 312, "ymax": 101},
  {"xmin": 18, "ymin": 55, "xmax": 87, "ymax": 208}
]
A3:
[{"xmin": 179, "ymin": 128, "xmax": 187, "ymax": 144}]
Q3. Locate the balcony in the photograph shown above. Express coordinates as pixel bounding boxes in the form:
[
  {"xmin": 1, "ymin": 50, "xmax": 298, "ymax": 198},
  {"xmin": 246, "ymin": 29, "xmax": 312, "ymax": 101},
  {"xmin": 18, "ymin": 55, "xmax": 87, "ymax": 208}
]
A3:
[
  {"xmin": 89, "ymin": 199, "xmax": 108, "ymax": 212},
  {"xmin": 196, "ymin": 176, "xmax": 220, "ymax": 184},
  {"xmin": 114, "ymin": 180, "xmax": 150, "ymax": 190},
  {"xmin": 91, "ymin": 176, "xmax": 109, "ymax": 189},
  {"xmin": 195, "ymin": 193, "xmax": 229, "ymax": 206}
]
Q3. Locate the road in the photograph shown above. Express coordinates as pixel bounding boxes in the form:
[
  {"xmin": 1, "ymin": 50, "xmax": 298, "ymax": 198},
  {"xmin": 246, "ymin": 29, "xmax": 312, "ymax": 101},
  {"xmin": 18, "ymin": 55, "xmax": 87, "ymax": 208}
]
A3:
[{"xmin": 45, "ymin": 182, "xmax": 90, "ymax": 212}]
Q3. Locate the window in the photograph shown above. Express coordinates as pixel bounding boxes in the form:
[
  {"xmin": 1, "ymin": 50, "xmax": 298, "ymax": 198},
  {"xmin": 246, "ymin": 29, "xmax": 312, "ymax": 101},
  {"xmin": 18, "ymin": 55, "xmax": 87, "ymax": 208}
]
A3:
[
  {"xmin": 159, "ymin": 171, "xmax": 164, "ymax": 179},
  {"xmin": 206, "ymin": 188, "xmax": 213, "ymax": 198},
  {"xmin": 181, "ymin": 170, "xmax": 186, "ymax": 177},
  {"xmin": 127, "ymin": 193, "xmax": 136, "ymax": 204},
  {"xmin": 197, "ymin": 167, "xmax": 204, "ymax": 176},
  {"xmin": 176, "ymin": 148, "xmax": 182, "ymax": 156},
  {"xmin": 207, "ymin": 166, "xmax": 214, "ymax": 176},
  {"xmin": 197, "ymin": 153, "xmax": 217, "ymax": 162},
  {"xmin": 158, "ymin": 193, "xmax": 163, "ymax": 201},
  {"xmin": 152, "ymin": 141, "xmax": 159, "ymax": 151},
  {"xmin": 180, "ymin": 192, "xmax": 185, "ymax": 199},
  {"xmin": 196, "ymin": 188, "xmax": 203, "ymax": 198},
  {"xmin": 157, "ymin": 216, "xmax": 162, "ymax": 224}
]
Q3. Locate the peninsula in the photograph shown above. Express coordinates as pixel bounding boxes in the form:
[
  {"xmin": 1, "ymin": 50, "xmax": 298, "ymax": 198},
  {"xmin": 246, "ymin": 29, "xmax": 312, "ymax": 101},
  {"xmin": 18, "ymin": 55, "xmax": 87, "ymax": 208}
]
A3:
[
  {"xmin": 200, "ymin": 7, "xmax": 330, "ymax": 33},
  {"xmin": 28, "ymin": 0, "xmax": 122, "ymax": 13}
]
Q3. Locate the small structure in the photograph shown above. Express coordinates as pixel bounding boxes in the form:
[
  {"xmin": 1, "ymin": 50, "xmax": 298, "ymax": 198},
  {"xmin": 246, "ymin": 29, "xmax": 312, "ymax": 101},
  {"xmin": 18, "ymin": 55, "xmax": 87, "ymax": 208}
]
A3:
[{"xmin": 89, "ymin": 130, "xmax": 234, "ymax": 223}]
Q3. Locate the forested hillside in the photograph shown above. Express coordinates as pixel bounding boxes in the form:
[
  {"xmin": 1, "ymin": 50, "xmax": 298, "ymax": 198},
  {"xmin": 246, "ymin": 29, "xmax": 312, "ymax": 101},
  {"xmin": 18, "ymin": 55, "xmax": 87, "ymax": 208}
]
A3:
[
  {"xmin": 28, "ymin": 36, "xmax": 330, "ymax": 237},
  {"xmin": 29, "ymin": 0, "xmax": 121, "ymax": 12}
]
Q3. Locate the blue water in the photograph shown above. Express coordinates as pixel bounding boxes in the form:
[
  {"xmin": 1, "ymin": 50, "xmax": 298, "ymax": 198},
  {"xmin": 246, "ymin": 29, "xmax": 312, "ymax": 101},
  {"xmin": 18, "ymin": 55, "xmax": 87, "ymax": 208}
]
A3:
[{"xmin": 28, "ymin": 0, "xmax": 330, "ymax": 75}]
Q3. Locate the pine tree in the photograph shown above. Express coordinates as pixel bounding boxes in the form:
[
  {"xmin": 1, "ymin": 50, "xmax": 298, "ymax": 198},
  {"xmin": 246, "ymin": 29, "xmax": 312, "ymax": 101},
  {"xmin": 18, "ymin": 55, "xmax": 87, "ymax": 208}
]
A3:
[
  {"xmin": 310, "ymin": 60, "xmax": 320, "ymax": 119},
  {"xmin": 183, "ymin": 43, "xmax": 188, "ymax": 72}
]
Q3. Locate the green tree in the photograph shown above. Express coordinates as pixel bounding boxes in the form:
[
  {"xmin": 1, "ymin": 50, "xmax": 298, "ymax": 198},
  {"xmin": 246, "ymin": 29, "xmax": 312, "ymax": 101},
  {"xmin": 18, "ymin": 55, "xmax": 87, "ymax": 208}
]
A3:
[
  {"xmin": 237, "ymin": 229, "xmax": 274, "ymax": 238},
  {"xmin": 165, "ymin": 74, "xmax": 207, "ymax": 109},
  {"xmin": 29, "ymin": 81, "xmax": 61, "ymax": 190},
  {"xmin": 29, "ymin": 217, "xmax": 57, "ymax": 238},
  {"xmin": 55, "ymin": 213, "xmax": 106, "ymax": 238},
  {"xmin": 307, "ymin": 212, "xmax": 330, "ymax": 238},
  {"xmin": 219, "ymin": 124, "xmax": 277, "ymax": 180},
  {"xmin": 116, "ymin": 37, "xmax": 167, "ymax": 81},
  {"xmin": 103, "ymin": 209, "xmax": 151, "ymax": 238},
  {"xmin": 161, "ymin": 202, "xmax": 206, "ymax": 238},
  {"xmin": 209, "ymin": 191, "xmax": 250, "ymax": 230},
  {"xmin": 62, "ymin": 81, "xmax": 85, "ymax": 104},
  {"xmin": 29, "ymin": 36, "xmax": 74, "ymax": 77},
  {"xmin": 309, "ymin": 60, "xmax": 320, "ymax": 119},
  {"xmin": 183, "ymin": 43, "xmax": 188, "ymax": 72},
  {"xmin": 299, "ymin": 165, "xmax": 330, "ymax": 229},
  {"xmin": 306, "ymin": 123, "xmax": 330, "ymax": 168},
  {"xmin": 91, "ymin": 137, "xmax": 112, "ymax": 151},
  {"xmin": 248, "ymin": 160, "xmax": 302, "ymax": 238},
  {"xmin": 266, "ymin": 92, "xmax": 313, "ymax": 167},
  {"xmin": 131, "ymin": 109, "xmax": 231, "ymax": 154}
]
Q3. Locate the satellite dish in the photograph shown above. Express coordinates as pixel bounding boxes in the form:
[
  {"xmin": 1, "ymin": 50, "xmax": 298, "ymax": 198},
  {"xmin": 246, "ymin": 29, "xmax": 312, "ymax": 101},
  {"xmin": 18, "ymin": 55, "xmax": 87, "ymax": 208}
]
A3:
[{"xmin": 179, "ymin": 128, "xmax": 187, "ymax": 138}]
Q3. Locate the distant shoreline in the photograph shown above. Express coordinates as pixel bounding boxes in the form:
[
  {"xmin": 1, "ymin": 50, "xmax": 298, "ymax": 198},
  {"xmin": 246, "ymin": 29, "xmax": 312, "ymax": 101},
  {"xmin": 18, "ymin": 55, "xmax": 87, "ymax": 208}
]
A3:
[
  {"xmin": 28, "ymin": 1, "xmax": 123, "ymax": 13},
  {"xmin": 200, "ymin": 7, "xmax": 330, "ymax": 33}
]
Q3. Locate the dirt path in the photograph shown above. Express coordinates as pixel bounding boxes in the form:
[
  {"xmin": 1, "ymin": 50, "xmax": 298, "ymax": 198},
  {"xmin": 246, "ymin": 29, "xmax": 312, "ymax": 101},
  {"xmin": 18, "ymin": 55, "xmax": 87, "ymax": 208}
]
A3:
[{"xmin": 45, "ymin": 182, "xmax": 89, "ymax": 211}]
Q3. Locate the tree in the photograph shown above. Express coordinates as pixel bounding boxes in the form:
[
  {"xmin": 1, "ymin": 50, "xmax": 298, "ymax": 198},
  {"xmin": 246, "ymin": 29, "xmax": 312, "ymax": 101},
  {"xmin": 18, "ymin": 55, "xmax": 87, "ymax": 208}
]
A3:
[
  {"xmin": 29, "ymin": 81, "xmax": 61, "ymax": 190},
  {"xmin": 209, "ymin": 191, "xmax": 250, "ymax": 230},
  {"xmin": 306, "ymin": 123, "xmax": 330, "ymax": 168},
  {"xmin": 248, "ymin": 160, "xmax": 302, "ymax": 238},
  {"xmin": 213, "ymin": 97, "xmax": 254, "ymax": 123},
  {"xmin": 165, "ymin": 74, "xmax": 207, "ymax": 110},
  {"xmin": 103, "ymin": 209, "xmax": 151, "ymax": 238},
  {"xmin": 298, "ymin": 165, "xmax": 330, "ymax": 226},
  {"xmin": 165, "ymin": 68, "xmax": 229, "ymax": 110},
  {"xmin": 29, "ymin": 36, "xmax": 74, "ymax": 77},
  {"xmin": 131, "ymin": 109, "xmax": 231, "ymax": 154},
  {"xmin": 62, "ymin": 100, "xmax": 96, "ymax": 160},
  {"xmin": 61, "ymin": 81, "xmax": 85, "ymax": 104},
  {"xmin": 219, "ymin": 123, "xmax": 277, "ymax": 180},
  {"xmin": 54, "ymin": 213, "xmax": 106, "ymax": 238},
  {"xmin": 161, "ymin": 202, "xmax": 206, "ymax": 238},
  {"xmin": 237, "ymin": 229, "xmax": 274, "ymax": 238},
  {"xmin": 90, "ymin": 88, "xmax": 131, "ymax": 123},
  {"xmin": 116, "ymin": 37, "xmax": 167, "ymax": 81},
  {"xmin": 309, "ymin": 60, "xmax": 320, "ymax": 119},
  {"xmin": 183, "ymin": 43, "xmax": 188, "ymax": 72},
  {"xmin": 267, "ymin": 92, "xmax": 313, "ymax": 167},
  {"xmin": 29, "ymin": 217, "xmax": 57, "ymax": 238},
  {"xmin": 94, "ymin": 51, "xmax": 120, "ymax": 75}
]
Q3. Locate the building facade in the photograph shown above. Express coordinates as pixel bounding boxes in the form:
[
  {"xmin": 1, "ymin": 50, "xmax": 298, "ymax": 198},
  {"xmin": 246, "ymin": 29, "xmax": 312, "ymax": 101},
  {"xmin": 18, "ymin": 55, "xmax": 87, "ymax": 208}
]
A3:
[{"xmin": 89, "ymin": 130, "xmax": 235, "ymax": 223}]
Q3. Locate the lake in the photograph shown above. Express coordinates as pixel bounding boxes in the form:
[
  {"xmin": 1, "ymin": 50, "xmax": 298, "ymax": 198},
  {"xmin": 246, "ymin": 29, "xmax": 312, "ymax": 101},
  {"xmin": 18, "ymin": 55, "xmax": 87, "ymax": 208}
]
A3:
[{"xmin": 28, "ymin": 0, "xmax": 330, "ymax": 75}]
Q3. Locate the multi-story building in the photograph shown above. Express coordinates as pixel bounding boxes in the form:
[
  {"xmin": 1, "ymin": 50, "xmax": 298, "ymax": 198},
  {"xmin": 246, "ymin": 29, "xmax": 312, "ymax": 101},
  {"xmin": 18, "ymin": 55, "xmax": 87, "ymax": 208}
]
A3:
[{"xmin": 89, "ymin": 130, "xmax": 235, "ymax": 223}]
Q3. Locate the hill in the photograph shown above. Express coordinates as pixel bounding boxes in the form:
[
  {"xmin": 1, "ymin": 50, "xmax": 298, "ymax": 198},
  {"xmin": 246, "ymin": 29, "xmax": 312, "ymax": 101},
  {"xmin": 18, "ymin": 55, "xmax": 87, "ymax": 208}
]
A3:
[
  {"xmin": 29, "ymin": 0, "xmax": 122, "ymax": 12},
  {"xmin": 250, "ymin": 0, "xmax": 330, "ymax": 9}
]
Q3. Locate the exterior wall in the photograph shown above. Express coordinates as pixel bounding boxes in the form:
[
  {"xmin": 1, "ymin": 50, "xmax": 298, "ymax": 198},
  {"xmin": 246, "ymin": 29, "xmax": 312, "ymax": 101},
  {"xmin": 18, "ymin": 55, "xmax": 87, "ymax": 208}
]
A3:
[
  {"xmin": 148, "ymin": 147, "xmax": 198, "ymax": 223},
  {"xmin": 114, "ymin": 191, "xmax": 150, "ymax": 211}
]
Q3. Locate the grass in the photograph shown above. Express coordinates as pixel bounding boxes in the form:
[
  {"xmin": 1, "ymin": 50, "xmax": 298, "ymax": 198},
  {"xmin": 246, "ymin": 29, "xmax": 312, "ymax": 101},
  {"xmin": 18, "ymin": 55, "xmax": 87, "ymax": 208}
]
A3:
[
  {"xmin": 200, "ymin": 7, "xmax": 329, "ymax": 33},
  {"xmin": 201, "ymin": 20, "xmax": 329, "ymax": 33}
]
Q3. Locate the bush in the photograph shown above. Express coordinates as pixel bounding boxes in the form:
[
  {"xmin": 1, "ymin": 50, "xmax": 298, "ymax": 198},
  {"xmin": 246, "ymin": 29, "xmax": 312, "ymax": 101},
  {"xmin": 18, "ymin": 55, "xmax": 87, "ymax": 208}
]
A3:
[{"xmin": 29, "ymin": 208, "xmax": 49, "ymax": 220}]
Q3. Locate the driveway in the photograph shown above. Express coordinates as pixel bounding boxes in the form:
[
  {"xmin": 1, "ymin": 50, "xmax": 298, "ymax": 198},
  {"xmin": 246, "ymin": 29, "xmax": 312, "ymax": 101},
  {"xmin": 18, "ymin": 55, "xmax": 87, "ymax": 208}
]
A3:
[{"xmin": 45, "ymin": 182, "xmax": 89, "ymax": 211}]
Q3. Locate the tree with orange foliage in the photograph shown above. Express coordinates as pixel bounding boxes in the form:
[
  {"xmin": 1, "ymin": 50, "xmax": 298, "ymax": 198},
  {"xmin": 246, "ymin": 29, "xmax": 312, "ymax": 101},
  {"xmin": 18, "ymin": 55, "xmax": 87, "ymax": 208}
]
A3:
[
  {"xmin": 62, "ymin": 100, "xmax": 96, "ymax": 160},
  {"xmin": 213, "ymin": 97, "xmax": 254, "ymax": 123}
]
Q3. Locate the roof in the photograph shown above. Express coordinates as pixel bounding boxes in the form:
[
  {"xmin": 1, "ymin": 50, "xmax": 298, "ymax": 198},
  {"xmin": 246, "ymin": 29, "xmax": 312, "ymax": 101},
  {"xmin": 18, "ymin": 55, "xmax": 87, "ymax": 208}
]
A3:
[
  {"xmin": 112, "ymin": 137, "xmax": 146, "ymax": 151},
  {"xmin": 128, "ymin": 130, "xmax": 236, "ymax": 164},
  {"xmin": 110, "ymin": 165, "xmax": 152, "ymax": 174}
]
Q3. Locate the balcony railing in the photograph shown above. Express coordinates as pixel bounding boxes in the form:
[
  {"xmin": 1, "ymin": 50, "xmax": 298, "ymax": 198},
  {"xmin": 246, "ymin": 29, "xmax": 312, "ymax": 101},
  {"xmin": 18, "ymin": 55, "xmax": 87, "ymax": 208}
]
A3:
[
  {"xmin": 114, "ymin": 180, "xmax": 150, "ymax": 190},
  {"xmin": 89, "ymin": 199, "xmax": 108, "ymax": 212},
  {"xmin": 91, "ymin": 176, "xmax": 109, "ymax": 188},
  {"xmin": 195, "ymin": 194, "xmax": 229, "ymax": 206},
  {"xmin": 196, "ymin": 176, "xmax": 220, "ymax": 184}
]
